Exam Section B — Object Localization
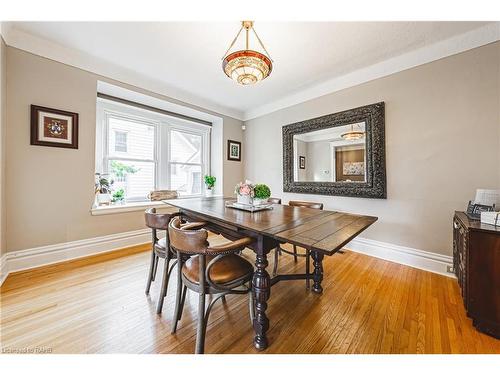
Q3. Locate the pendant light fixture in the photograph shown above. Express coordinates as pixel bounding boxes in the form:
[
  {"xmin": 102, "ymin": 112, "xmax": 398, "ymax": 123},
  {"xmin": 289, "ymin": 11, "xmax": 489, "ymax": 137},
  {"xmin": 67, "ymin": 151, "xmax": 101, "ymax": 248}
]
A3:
[
  {"xmin": 222, "ymin": 21, "xmax": 273, "ymax": 85},
  {"xmin": 341, "ymin": 124, "xmax": 365, "ymax": 141}
]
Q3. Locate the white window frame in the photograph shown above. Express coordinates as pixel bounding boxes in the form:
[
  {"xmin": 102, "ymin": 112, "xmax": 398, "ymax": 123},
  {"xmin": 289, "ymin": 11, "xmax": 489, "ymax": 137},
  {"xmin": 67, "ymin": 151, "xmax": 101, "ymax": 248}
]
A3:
[{"xmin": 96, "ymin": 99, "xmax": 211, "ymax": 202}]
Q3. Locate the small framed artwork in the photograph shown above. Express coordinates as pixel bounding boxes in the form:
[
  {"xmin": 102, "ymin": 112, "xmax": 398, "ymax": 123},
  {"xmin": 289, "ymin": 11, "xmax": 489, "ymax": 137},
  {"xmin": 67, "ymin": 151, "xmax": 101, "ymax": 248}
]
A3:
[
  {"xmin": 31, "ymin": 105, "xmax": 79, "ymax": 149},
  {"xmin": 343, "ymin": 161, "xmax": 365, "ymax": 176},
  {"xmin": 227, "ymin": 140, "xmax": 241, "ymax": 161},
  {"xmin": 299, "ymin": 156, "xmax": 305, "ymax": 169}
]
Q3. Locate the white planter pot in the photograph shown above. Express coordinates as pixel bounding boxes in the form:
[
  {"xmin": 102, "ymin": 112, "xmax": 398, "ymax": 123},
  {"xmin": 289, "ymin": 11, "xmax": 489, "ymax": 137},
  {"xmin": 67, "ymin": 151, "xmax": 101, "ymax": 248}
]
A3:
[
  {"xmin": 97, "ymin": 193, "xmax": 112, "ymax": 206},
  {"xmin": 205, "ymin": 188, "xmax": 214, "ymax": 197},
  {"xmin": 252, "ymin": 198, "xmax": 268, "ymax": 206},
  {"xmin": 237, "ymin": 194, "xmax": 252, "ymax": 205}
]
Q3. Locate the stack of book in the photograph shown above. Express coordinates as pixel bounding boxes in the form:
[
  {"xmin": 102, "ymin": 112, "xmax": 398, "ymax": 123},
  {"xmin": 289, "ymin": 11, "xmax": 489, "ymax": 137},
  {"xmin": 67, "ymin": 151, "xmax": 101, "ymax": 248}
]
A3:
[{"xmin": 481, "ymin": 211, "xmax": 500, "ymax": 226}]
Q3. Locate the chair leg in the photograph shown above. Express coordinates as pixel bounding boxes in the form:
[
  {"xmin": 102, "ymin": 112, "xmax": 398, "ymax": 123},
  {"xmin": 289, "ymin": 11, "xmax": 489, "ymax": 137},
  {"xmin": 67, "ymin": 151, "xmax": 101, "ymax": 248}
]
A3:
[
  {"xmin": 156, "ymin": 255, "xmax": 171, "ymax": 314},
  {"xmin": 305, "ymin": 249, "xmax": 310, "ymax": 290},
  {"xmin": 221, "ymin": 295, "xmax": 227, "ymax": 304},
  {"xmin": 171, "ymin": 257, "xmax": 184, "ymax": 333},
  {"xmin": 152, "ymin": 254, "xmax": 159, "ymax": 281},
  {"xmin": 293, "ymin": 245, "xmax": 298, "ymax": 262},
  {"xmin": 272, "ymin": 246, "xmax": 279, "ymax": 276},
  {"xmin": 145, "ymin": 250, "xmax": 156, "ymax": 295},
  {"xmin": 195, "ymin": 292, "xmax": 207, "ymax": 354},
  {"xmin": 178, "ymin": 285, "xmax": 188, "ymax": 321}
]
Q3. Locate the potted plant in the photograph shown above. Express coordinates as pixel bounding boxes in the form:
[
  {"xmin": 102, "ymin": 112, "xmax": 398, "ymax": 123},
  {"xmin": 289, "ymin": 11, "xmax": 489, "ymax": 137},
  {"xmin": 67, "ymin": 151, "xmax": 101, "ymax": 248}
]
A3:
[
  {"xmin": 253, "ymin": 184, "xmax": 271, "ymax": 206},
  {"xmin": 95, "ymin": 173, "xmax": 113, "ymax": 206},
  {"xmin": 204, "ymin": 175, "xmax": 216, "ymax": 197},
  {"xmin": 235, "ymin": 181, "xmax": 254, "ymax": 205},
  {"xmin": 112, "ymin": 189, "xmax": 125, "ymax": 205}
]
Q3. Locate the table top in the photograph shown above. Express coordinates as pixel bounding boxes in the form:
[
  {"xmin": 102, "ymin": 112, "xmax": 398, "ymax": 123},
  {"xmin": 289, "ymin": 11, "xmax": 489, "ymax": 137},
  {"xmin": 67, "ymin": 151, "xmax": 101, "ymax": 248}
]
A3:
[{"xmin": 165, "ymin": 197, "xmax": 377, "ymax": 256}]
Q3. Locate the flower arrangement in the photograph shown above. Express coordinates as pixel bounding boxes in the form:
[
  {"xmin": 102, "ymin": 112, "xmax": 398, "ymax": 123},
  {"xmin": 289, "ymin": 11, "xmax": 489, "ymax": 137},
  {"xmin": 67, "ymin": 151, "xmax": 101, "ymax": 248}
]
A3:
[
  {"xmin": 234, "ymin": 181, "xmax": 271, "ymax": 206},
  {"xmin": 235, "ymin": 180, "xmax": 255, "ymax": 197}
]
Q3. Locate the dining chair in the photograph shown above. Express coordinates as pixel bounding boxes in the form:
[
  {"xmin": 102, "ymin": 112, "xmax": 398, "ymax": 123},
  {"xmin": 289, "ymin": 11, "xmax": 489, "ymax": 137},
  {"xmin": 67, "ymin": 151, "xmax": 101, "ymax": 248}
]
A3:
[
  {"xmin": 168, "ymin": 217, "xmax": 255, "ymax": 354},
  {"xmin": 144, "ymin": 208, "xmax": 182, "ymax": 314},
  {"xmin": 268, "ymin": 197, "xmax": 282, "ymax": 204},
  {"xmin": 273, "ymin": 200, "xmax": 324, "ymax": 289}
]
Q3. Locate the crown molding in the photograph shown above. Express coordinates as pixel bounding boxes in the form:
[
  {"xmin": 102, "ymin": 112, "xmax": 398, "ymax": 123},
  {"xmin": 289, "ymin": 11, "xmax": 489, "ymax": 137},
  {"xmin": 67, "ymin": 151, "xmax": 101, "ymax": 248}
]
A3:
[
  {"xmin": 243, "ymin": 22, "xmax": 500, "ymax": 121},
  {"xmin": 3, "ymin": 23, "xmax": 499, "ymax": 122},
  {"xmin": 2, "ymin": 24, "xmax": 245, "ymax": 121}
]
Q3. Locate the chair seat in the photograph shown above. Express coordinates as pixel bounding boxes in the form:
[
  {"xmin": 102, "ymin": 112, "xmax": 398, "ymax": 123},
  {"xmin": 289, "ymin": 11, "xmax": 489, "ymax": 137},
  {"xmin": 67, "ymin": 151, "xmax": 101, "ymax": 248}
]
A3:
[{"xmin": 182, "ymin": 254, "xmax": 253, "ymax": 285}]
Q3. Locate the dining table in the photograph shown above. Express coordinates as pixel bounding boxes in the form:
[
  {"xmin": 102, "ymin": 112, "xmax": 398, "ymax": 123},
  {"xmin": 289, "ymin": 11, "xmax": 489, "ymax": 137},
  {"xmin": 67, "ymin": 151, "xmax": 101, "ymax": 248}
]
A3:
[{"xmin": 164, "ymin": 197, "xmax": 378, "ymax": 351}]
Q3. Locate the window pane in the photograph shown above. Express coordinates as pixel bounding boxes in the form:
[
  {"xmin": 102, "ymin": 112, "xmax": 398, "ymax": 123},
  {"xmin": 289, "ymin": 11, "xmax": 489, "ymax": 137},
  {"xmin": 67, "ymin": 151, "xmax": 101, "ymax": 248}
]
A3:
[
  {"xmin": 114, "ymin": 131, "xmax": 128, "ymax": 152},
  {"xmin": 108, "ymin": 117, "xmax": 154, "ymax": 159},
  {"xmin": 170, "ymin": 164, "xmax": 202, "ymax": 196},
  {"xmin": 170, "ymin": 130, "xmax": 202, "ymax": 164},
  {"xmin": 108, "ymin": 160, "xmax": 155, "ymax": 200}
]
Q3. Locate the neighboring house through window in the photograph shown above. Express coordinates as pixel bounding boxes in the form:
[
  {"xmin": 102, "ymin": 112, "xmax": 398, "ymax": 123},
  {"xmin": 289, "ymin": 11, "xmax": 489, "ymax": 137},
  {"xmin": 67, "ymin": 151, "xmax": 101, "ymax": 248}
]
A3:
[{"xmin": 114, "ymin": 131, "xmax": 128, "ymax": 153}]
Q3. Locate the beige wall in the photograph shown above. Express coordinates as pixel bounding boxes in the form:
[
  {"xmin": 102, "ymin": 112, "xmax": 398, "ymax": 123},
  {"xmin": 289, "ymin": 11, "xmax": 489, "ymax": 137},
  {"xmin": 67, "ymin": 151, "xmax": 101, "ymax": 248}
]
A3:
[
  {"xmin": 0, "ymin": 37, "xmax": 6, "ymax": 257},
  {"xmin": 244, "ymin": 42, "xmax": 500, "ymax": 257},
  {"xmin": 5, "ymin": 47, "xmax": 243, "ymax": 252}
]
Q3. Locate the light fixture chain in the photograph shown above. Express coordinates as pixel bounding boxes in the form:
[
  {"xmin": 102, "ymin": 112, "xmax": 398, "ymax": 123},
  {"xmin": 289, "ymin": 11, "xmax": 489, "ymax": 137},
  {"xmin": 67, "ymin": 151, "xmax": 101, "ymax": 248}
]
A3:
[
  {"xmin": 251, "ymin": 27, "xmax": 273, "ymax": 62},
  {"xmin": 222, "ymin": 25, "xmax": 244, "ymax": 60}
]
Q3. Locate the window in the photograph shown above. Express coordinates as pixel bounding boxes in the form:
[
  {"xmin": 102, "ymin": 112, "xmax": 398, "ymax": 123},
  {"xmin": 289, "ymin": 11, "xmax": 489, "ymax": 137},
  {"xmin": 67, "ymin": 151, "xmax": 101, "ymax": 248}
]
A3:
[{"xmin": 96, "ymin": 99, "xmax": 210, "ymax": 202}]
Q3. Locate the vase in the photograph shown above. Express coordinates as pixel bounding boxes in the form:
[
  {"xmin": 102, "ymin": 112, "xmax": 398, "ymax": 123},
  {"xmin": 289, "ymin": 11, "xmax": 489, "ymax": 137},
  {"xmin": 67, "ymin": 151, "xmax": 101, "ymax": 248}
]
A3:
[
  {"xmin": 237, "ymin": 194, "xmax": 252, "ymax": 205},
  {"xmin": 205, "ymin": 188, "xmax": 214, "ymax": 197},
  {"xmin": 97, "ymin": 193, "xmax": 112, "ymax": 206},
  {"xmin": 252, "ymin": 198, "xmax": 268, "ymax": 206}
]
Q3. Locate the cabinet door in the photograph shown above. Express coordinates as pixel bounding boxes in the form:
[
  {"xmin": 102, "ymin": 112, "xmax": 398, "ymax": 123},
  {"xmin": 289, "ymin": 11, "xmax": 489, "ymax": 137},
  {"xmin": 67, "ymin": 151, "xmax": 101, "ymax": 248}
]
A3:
[{"xmin": 468, "ymin": 231, "xmax": 500, "ymax": 327}]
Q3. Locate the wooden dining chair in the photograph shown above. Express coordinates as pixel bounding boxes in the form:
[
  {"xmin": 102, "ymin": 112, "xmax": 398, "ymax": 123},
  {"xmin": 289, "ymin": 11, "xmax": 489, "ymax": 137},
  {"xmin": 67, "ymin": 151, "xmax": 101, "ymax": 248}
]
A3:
[
  {"xmin": 268, "ymin": 197, "xmax": 282, "ymax": 204},
  {"xmin": 273, "ymin": 200, "xmax": 324, "ymax": 289},
  {"xmin": 168, "ymin": 217, "xmax": 255, "ymax": 354},
  {"xmin": 144, "ymin": 208, "xmax": 182, "ymax": 314}
]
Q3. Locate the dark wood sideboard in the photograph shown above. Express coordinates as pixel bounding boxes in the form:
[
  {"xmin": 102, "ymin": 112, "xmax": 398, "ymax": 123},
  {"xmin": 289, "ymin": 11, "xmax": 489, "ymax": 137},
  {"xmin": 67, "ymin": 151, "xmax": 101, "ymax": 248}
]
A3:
[{"xmin": 453, "ymin": 211, "xmax": 500, "ymax": 338}]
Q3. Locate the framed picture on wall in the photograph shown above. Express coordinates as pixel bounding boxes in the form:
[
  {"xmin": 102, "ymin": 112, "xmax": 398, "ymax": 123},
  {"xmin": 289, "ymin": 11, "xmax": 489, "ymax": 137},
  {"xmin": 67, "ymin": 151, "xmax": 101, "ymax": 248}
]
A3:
[
  {"xmin": 227, "ymin": 140, "xmax": 241, "ymax": 161},
  {"xmin": 30, "ymin": 105, "xmax": 79, "ymax": 149},
  {"xmin": 299, "ymin": 156, "xmax": 305, "ymax": 169}
]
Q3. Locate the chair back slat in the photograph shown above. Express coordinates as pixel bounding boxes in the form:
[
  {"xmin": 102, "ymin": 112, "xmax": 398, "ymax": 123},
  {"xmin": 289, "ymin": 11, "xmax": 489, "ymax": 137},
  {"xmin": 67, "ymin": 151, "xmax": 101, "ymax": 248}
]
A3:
[
  {"xmin": 288, "ymin": 200, "xmax": 324, "ymax": 210},
  {"xmin": 168, "ymin": 217, "xmax": 208, "ymax": 254},
  {"xmin": 268, "ymin": 197, "xmax": 282, "ymax": 204},
  {"xmin": 144, "ymin": 208, "xmax": 175, "ymax": 230}
]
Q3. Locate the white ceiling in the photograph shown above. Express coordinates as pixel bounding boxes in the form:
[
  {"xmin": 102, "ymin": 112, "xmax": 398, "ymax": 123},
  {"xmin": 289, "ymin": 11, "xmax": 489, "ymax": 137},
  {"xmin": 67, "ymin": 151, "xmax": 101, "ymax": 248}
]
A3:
[{"xmin": 4, "ymin": 22, "xmax": 498, "ymax": 120}]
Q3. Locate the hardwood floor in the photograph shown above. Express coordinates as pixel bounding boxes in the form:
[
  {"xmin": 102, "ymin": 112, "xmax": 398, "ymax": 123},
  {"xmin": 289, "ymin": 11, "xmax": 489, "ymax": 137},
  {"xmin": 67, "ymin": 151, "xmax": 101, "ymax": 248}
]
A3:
[{"xmin": 1, "ymin": 238, "xmax": 498, "ymax": 354}]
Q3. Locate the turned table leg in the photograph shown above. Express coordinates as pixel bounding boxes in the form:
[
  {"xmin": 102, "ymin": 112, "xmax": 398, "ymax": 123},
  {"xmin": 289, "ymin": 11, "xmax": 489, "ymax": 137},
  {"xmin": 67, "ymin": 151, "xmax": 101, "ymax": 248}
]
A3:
[
  {"xmin": 311, "ymin": 251, "xmax": 324, "ymax": 294},
  {"xmin": 252, "ymin": 248, "xmax": 271, "ymax": 350}
]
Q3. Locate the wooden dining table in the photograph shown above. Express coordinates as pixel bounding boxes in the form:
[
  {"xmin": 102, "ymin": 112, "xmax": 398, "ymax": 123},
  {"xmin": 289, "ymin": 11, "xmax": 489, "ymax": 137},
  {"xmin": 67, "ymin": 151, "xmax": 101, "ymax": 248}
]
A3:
[{"xmin": 164, "ymin": 197, "xmax": 378, "ymax": 351}]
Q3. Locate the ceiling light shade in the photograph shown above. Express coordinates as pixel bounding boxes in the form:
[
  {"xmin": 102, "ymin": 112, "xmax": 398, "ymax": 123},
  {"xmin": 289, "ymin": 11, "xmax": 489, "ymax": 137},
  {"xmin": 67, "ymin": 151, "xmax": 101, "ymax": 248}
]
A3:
[
  {"xmin": 222, "ymin": 21, "xmax": 273, "ymax": 85},
  {"xmin": 341, "ymin": 131, "xmax": 365, "ymax": 141},
  {"xmin": 341, "ymin": 124, "xmax": 365, "ymax": 141}
]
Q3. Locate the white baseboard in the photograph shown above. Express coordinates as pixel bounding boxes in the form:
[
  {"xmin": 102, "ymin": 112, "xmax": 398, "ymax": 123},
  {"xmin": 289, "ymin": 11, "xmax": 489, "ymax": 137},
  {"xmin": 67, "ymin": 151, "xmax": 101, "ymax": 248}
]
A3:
[
  {"xmin": 0, "ymin": 229, "xmax": 455, "ymax": 287},
  {"xmin": 346, "ymin": 237, "xmax": 454, "ymax": 278},
  {"xmin": 0, "ymin": 253, "xmax": 8, "ymax": 286},
  {"xmin": 0, "ymin": 229, "xmax": 152, "ymax": 286}
]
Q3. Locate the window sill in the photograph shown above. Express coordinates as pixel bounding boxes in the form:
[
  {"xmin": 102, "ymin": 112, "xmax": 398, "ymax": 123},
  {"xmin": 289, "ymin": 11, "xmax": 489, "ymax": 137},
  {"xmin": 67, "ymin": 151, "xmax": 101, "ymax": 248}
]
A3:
[
  {"xmin": 90, "ymin": 201, "xmax": 171, "ymax": 216},
  {"xmin": 90, "ymin": 195, "xmax": 223, "ymax": 216}
]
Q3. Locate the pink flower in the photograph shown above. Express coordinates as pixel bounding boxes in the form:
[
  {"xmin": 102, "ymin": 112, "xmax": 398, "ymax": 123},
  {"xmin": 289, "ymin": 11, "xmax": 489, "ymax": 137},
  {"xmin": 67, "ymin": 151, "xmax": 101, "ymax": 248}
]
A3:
[{"xmin": 240, "ymin": 185, "xmax": 251, "ymax": 195}]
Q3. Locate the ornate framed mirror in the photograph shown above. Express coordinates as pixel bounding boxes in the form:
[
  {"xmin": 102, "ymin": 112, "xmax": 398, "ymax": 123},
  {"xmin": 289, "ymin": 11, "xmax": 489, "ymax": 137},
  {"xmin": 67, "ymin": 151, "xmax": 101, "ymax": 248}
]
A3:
[{"xmin": 283, "ymin": 102, "xmax": 386, "ymax": 199}]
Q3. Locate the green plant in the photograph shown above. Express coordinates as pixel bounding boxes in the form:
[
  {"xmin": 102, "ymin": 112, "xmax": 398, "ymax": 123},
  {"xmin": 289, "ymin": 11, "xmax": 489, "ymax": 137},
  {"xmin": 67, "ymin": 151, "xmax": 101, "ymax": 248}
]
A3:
[
  {"xmin": 254, "ymin": 184, "xmax": 271, "ymax": 199},
  {"xmin": 204, "ymin": 175, "xmax": 216, "ymax": 189},
  {"xmin": 95, "ymin": 173, "xmax": 113, "ymax": 194},
  {"xmin": 110, "ymin": 161, "xmax": 139, "ymax": 179},
  {"xmin": 112, "ymin": 189, "xmax": 125, "ymax": 202}
]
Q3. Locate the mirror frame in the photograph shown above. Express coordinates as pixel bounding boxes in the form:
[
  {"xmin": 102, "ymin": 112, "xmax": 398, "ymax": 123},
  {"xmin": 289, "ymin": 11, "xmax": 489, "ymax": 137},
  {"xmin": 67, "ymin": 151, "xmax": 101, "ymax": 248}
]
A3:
[{"xmin": 283, "ymin": 102, "xmax": 386, "ymax": 199}]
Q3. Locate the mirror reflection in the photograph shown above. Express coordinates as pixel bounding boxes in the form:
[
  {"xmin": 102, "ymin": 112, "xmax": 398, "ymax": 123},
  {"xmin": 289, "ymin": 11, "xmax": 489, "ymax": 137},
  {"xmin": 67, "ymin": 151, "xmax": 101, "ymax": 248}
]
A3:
[{"xmin": 293, "ymin": 122, "xmax": 366, "ymax": 183}]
